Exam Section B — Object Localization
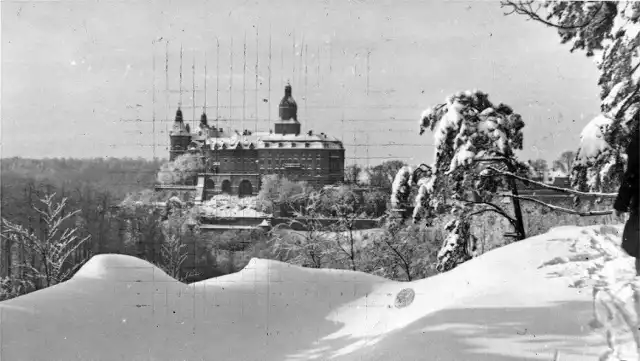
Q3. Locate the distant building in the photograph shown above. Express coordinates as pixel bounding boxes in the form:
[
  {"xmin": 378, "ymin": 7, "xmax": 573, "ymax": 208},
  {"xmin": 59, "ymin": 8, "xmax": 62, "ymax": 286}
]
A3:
[{"xmin": 168, "ymin": 83, "xmax": 345, "ymax": 198}]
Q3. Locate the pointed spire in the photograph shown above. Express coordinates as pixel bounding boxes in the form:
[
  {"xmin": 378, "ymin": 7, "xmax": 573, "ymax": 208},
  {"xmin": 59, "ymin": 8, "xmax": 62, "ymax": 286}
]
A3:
[
  {"xmin": 285, "ymin": 81, "xmax": 292, "ymax": 96},
  {"xmin": 200, "ymin": 112, "xmax": 208, "ymax": 126},
  {"xmin": 175, "ymin": 107, "xmax": 184, "ymax": 122}
]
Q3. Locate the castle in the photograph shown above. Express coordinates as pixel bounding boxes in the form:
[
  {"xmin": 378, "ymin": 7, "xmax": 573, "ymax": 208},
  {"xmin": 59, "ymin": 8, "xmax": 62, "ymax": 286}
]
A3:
[{"xmin": 168, "ymin": 83, "xmax": 345, "ymax": 200}]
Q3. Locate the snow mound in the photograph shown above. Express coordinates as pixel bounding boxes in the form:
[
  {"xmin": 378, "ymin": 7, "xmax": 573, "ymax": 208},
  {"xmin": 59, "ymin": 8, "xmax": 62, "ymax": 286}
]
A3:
[
  {"xmin": 198, "ymin": 257, "xmax": 389, "ymax": 288},
  {"xmin": 1, "ymin": 224, "xmax": 636, "ymax": 361},
  {"xmin": 73, "ymin": 254, "xmax": 178, "ymax": 283}
]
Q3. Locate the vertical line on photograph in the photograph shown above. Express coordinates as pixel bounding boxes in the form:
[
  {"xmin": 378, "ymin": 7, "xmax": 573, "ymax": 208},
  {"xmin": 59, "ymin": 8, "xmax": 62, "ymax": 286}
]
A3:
[
  {"xmin": 292, "ymin": 31, "xmax": 296, "ymax": 85},
  {"xmin": 366, "ymin": 132, "xmax": 370, "ymax": 169},
  {"xmin": 192, "ymin": 55, "xmax": 196, "ymax": 129},
  {"xmin": 230, "ymin": 37, "xmax": 234, "ymax": 131},
  {"xmin": 255, "ymin": 24, "xmax": 259, "ymax": 135},
  {"xmin": 216, "ymin": 38, "xmax": 220, "ymax": 122},
  {"xmin": 329, "ymin": 35, "xmax": 333, "ymax": 74},
  {"xmin": 366, "ymin": 49, "xmax": 371, "ymax": 96},
  {"xmin": 304, "ymin": 44, "xmax": 308, "ymax": 127},
  {"xmin": 179, "ymin": 44, "xmax": 183, "ymax": 108},
  {"xmin": 317, "ymin": 45, "xmax": 321, "ymax": 88},
  {"xmin": 243, "ymin": 31, "xmax": 247, "ymax": 134},
  {"xmin": 152, "ymin": 42, "xmax": 156, "ymax": 160},
  {"xmin": 268, "ymin": 28, "xmax": 272, "ymax": 131},
  {"xmin": 204, "ymin": 51, "xmax": 208, "ymax": 114},
  {"xmin": 165, "ymin": 41, "xmax": 170, "ymax": 143},
  {"xmin": 299, "ymin": 32, "xmax": 305, "ymax": 89}
]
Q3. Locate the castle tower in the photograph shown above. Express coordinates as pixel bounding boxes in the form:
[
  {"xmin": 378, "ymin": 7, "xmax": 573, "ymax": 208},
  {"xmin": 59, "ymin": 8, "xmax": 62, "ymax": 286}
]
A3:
[
  {"xmin": 275, "ymin": 83, "xmax": 301, "ymax": 136},
  {"xmin": 169, "ymin": 107, "xmax": 192, "ymax": 161}
]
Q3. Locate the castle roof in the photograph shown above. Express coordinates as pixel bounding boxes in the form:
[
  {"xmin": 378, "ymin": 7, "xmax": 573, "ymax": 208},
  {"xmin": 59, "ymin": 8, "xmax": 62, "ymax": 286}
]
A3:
[{"xmin": 201, "ymin": 132, "xmax": 343, "ymax": 150}]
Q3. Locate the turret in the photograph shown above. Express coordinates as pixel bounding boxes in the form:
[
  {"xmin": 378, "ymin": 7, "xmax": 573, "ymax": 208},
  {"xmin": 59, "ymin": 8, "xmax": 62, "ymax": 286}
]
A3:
[
  {"xmin": 278, "ymin": 83, "xmax": 298, "ymax": 121},
  {"xmin": 275, "ymin": 83, "xmax": 301, "ymax": 136},
  {"xmin": 169, "ymin": 107, "xmax": 192, "ymax": 161}
]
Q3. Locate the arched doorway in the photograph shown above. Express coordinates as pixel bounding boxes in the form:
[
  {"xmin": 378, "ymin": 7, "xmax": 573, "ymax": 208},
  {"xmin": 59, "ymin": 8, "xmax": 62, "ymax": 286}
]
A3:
[
  {"xmin": 238, "ymin": 180, "xmax": 253, "ymax": 198},
  {"xmin": 205, "ymin": 178, "xmax": 215, "ymax": 191},
  {"xmin": 205, "ymin": 178, "xmax": 216, "ymax": 200},
  {"xmin": 221, "ymin": 180, "xmax": 232, "ymax": 194}
]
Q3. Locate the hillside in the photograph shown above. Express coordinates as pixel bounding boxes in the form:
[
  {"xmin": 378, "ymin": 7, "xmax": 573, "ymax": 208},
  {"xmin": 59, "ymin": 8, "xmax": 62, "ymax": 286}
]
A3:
[{"xmin": 1, "ymin": 224, "xmax": 635, "ymax": 360}]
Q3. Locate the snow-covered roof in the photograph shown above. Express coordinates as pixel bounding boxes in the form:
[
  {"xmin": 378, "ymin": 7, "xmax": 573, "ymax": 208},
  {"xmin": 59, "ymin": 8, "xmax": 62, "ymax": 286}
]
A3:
[{"xmin": 201, "ymin": 132, "xmax": 343, "ymax": 150}]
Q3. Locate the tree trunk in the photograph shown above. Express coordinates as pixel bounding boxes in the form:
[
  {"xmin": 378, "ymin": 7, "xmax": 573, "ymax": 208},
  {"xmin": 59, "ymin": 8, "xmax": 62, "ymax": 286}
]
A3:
[{"xmin": 506, "ymin": 173, "xmax": 526, "ymax": 240}]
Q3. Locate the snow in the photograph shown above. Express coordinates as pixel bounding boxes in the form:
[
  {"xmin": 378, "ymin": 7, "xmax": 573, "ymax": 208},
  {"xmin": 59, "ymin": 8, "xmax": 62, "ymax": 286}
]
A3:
[
  {"xmin": 198, "ymin": 195, "xmax": 270, "ymax": 218},
  {"xmin": 576, "ymin": 114, "xmax": 614, "ymax": 164},
  {"xmin": 390, "ymin": 166, "xmax": 413, "ymax": 209},
  {"xmin": 2, "ymin": 224, "xmax": 639, "ymax": 360}
]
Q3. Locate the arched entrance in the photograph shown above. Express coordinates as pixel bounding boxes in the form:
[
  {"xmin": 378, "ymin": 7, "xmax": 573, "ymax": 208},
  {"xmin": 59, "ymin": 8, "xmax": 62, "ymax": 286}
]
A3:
[
  {"xmin": 205, "ymin": 178, "xmax": 215, "ymax": 191},
  {"xmin": 205, "ymin": 178, "xmax": 216, "ymax": 200},
  {"xmin": 221, "ymin": 180, "xmax": 232, "ymax": 194},
  {"xmin": 238, "ymin": 180, "xmax": 253, "ymax": 198}
]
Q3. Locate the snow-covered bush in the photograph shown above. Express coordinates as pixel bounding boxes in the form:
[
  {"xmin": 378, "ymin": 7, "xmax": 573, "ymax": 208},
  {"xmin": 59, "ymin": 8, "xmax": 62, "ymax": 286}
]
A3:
[
  {"xmin": 156, "ymin": 153, "xmax": 204, "ymax": 185},
  {"xmin": 572, "ymin": 114, "xmax": 627, "ymax": 193},
  {"xmin": 390, "ymin": 166, "xmax": 414, "ymax": 210},
  {"xmin": 436, "ymin": 219, "xmax": 478, "ymax": 273}
]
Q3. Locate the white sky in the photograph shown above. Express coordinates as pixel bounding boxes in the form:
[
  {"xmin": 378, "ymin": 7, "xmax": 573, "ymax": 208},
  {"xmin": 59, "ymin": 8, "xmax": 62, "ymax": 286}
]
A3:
[{"xmin": 2, "ymin": 0, "xmax": 601, "ymax": 165}]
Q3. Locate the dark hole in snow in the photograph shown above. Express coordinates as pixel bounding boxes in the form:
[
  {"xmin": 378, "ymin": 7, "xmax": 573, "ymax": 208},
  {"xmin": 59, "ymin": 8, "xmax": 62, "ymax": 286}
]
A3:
[{"xmin": 394, "ymin": 288, "xmax": 415, "ymax": 309}]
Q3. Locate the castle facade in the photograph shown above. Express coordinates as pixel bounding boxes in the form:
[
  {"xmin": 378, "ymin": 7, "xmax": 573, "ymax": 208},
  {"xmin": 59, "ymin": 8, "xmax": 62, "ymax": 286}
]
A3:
[{"xmin": 168, "ymin": 84, "xmax": 345, "ymax": 199}]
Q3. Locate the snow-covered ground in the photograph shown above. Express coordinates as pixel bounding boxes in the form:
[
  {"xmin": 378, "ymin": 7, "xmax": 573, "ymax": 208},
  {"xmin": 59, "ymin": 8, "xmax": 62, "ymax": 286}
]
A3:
[{"xmin": 1, "ymin": 224, "xmax": 638, "ymax": 360}]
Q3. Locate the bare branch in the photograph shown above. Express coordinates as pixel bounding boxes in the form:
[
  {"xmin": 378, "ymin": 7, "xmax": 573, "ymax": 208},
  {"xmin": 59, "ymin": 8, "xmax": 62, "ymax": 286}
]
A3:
[
  {"xmin": 468, "ymin": 207, "xmax": 511, "ymax": 219},
  {"xmin": 461, "ymin": 199, "xmax": 517, "ymax": 226},
  {"xmin": 505, "ymin": 194, "xmax": 612, "ymax": 216},
  {"xmin": 487, "ymin": 166, "xmax": 617, "ymax": 198},
  {"xmin": 501, "ymin": 1, "xmax": 605, "ymax": 30}
]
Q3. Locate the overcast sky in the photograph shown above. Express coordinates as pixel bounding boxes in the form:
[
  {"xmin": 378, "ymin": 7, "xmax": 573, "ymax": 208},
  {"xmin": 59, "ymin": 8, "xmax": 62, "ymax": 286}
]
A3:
[{"xmin": 2, "ymin": 0, "xmax": 601, "ymax": 165}]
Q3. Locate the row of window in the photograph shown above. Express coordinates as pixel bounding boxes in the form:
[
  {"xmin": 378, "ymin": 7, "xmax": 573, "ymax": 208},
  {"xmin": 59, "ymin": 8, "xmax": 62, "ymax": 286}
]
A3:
[
  {"xmin": 208, "ymin": 150, "xmax": 342, "ymax": 159},
  {"xmin": 208, "ymin": 156, "xmax": 336, "ymax": 166}
]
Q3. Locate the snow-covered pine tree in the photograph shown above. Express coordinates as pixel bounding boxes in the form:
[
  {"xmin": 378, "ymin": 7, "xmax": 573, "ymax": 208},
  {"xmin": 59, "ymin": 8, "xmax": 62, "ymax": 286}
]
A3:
[
  {"xmin": 502, "ymin": 1, "xmax": 640, "ymax": 192},
  {"xmin": 392, "ymin": 90, "xmax": 533, "ymax": 272}
]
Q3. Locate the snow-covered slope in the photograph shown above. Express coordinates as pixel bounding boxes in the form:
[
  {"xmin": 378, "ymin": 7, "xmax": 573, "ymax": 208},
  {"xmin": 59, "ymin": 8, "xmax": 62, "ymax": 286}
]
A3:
[{"xmin": 0, "ymin": 225, "xmax": 635, "ymax": 360}]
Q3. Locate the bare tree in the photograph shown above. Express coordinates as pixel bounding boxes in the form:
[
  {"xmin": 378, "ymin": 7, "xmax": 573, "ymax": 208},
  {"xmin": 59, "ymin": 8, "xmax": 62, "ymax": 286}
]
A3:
[
  {"xmin": 529, "ymin": 159, "xmax": 549, "ymax": 179},
  {"xmin": 366, "ymin": 221, "xmax": 438, "ymax": 281},
  {"xmin": 157, "ymin": 207, "xmax": 200, "ymax": 282},
  {"xmin": 158, "ymin": 234, "xmax": 190, "ymax": 280},
  {"xmin": 553, "ymin": 150, "xmax": 575, "ymax": 173},
  {"xmin": 1, "ymin": 193, "xmax": 90, "ymax": 292},
  {"xmin": 344, "ymin": 164, "xmax": 363, "ymax": 185}
]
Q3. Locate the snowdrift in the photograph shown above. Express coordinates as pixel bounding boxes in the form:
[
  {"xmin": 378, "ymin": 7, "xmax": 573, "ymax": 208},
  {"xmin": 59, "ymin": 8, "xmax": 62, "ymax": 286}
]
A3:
[{"xmin": 0, "ymin": 225, "xmax": 635, "ymax": 360}]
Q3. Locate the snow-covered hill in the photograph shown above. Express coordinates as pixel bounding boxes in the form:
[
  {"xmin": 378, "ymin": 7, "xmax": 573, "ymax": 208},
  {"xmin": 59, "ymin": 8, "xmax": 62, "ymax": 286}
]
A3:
[{"xmin": 1, "ymin": 224, "xmax": 637, "ymax": 360}]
